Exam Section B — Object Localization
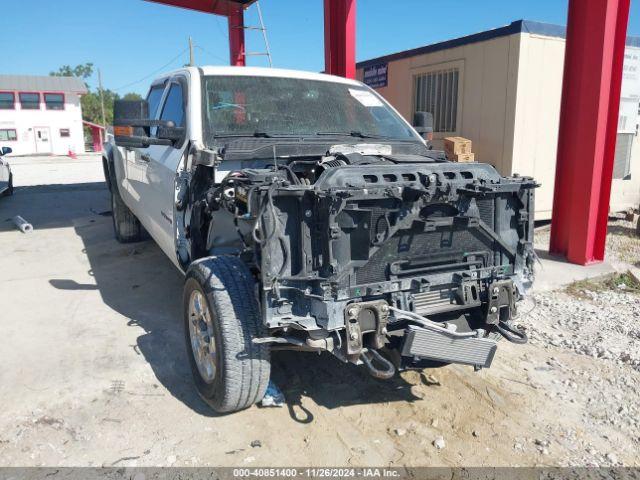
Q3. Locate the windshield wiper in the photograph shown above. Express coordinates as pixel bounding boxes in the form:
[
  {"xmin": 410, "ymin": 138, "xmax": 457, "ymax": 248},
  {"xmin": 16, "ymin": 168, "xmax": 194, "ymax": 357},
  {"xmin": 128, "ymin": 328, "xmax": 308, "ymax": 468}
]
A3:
[
  {"xmin": 215, "ymin": 131, "xmax": 274, "ymax": 138},
  {"xmin": 315, "ymin": 130, "xmax": 390, "ymax": 139}
]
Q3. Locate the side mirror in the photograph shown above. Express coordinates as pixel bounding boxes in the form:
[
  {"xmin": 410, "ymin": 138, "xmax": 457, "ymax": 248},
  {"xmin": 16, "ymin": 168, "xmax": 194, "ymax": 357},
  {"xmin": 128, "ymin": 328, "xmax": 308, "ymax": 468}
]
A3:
[
  {"xmin": 1, "ymin": 146, "xmax": 12, "ymax": 156},
  {"xmin": 413, "ymin": 111, "xmax": 434, "ymax": 141},
  {"xmin": 113, "ymin": 100, "xmax": 184, "ymax": 148}
]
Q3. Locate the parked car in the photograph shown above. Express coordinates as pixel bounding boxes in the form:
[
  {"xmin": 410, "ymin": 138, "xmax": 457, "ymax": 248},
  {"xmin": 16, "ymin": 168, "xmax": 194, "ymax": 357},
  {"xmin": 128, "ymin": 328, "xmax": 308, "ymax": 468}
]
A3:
[
  {"xmin": 0, "ymin": 146, "xmax": 13, "ymax": 197},
  {"xmin": 103, "ymin": 66, "xmax": 537, "ymax": 413}
]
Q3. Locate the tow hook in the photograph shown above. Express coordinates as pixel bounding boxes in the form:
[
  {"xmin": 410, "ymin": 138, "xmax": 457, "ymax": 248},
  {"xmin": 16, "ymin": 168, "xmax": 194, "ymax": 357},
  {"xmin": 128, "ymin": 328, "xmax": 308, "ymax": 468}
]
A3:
[
  {"xmin": 344, "ymin": 300, "xmax": 390, "ymax": 359},
  {"xmin": 360, "ymin": 349, "xmax": 396, "ymax": 380}
]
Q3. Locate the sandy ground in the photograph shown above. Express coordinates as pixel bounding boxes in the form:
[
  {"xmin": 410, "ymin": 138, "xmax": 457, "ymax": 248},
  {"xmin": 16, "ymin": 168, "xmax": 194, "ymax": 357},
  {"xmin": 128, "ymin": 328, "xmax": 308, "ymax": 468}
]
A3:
[
  {"xmin": 8, "ymin": 155, "xmax": 105, "ymax": 187},
  {"xmin": 0, "ymin": 157, "xmax": 638, "ymax": 467}
]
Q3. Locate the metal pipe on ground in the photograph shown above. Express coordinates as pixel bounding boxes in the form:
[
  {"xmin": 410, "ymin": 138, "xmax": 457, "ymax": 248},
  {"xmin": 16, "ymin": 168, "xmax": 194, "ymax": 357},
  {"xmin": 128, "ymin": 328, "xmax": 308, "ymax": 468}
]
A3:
[{"xmin": 12, "ymin": 216, "xmax": 33, "ymax": 233}]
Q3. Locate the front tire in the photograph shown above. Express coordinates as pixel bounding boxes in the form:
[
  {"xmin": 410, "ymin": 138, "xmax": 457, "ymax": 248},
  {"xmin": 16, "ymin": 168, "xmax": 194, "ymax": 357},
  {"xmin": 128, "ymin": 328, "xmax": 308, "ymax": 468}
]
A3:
[{"xmin": 183, "ymin": 256, "xmax": 270, "ymax": 413}]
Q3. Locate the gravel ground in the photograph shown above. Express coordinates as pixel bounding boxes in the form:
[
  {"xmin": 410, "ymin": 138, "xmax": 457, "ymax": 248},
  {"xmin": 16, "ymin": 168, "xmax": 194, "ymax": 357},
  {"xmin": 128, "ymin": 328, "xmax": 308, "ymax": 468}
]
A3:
[
  {"xmin": 515, "ymin": 286, "xmax": 640, "ymax": 466},
  {"xmin": 511, "ymin": 215, "xmax": 640, "ymax": 466}
]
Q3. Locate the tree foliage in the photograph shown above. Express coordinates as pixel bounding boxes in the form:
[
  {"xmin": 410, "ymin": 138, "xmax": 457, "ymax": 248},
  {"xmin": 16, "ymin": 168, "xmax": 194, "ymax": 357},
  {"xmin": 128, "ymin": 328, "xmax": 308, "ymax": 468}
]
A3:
[
  {"xmin": 50, "ymin": 63, "xmax": 95, "ymax": 80},
  {"xmin": 50, "ymin": 63, "xmax": 142, "ymax": 126}
]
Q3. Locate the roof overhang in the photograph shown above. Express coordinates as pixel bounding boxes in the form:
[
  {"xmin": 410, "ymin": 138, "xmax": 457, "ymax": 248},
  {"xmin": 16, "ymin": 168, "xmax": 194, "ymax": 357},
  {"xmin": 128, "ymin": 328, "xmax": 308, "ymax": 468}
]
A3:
[
  {"xmin": 82, "ymin": 120, "xmax": 105, "ymax": 130},
  {"xmin": 144, "ymin": 0, "xmax": 256, "ymax": 16}
]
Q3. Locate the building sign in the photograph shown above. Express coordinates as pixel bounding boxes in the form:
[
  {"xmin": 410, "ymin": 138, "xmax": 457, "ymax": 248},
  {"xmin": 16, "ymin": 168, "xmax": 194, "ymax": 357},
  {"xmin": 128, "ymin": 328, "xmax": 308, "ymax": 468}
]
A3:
[
  {"xmin": 363, "ymin": 63, "xmax": 388, "ymax": 89},
  {"xmin": 619, "ymin": 46, "xmax": 640, "ymax": 133}
]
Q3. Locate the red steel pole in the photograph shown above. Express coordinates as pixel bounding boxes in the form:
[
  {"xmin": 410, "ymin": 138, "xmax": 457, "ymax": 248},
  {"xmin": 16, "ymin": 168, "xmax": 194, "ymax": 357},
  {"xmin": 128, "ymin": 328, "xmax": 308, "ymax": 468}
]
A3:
[
  {"xmin": 323, "ymin": 0, "xmax": 356, "ymax": 78},
  {"xmin": 549, "ymin": 0, "xmax": 631, "ymax": 265},
  {"xmin": 228, "ymin": 5, "xmax": 246, "ymax": 66}
]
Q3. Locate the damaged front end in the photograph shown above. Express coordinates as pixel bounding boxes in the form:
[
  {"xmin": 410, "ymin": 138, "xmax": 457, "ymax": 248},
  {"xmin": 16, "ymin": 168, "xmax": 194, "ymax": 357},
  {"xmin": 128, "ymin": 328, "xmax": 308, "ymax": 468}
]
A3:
[{"xmin": 199, "ymin": 148, "xmax": 537, "ymax": 377}]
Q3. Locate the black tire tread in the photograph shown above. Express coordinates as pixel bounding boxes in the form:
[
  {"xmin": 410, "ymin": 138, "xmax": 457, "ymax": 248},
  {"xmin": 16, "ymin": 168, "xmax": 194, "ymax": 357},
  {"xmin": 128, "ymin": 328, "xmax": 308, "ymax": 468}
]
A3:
[
  {"xmin": 111, "ymin": 187, "xmax": 146, "ymax": 243},
  {"xmin": 185, "ymin": 256, "xmax": 270, "ymax": 413},
  {"xmin": 3, "ymin": 173, "xmax": 13, "ymax": 197}
]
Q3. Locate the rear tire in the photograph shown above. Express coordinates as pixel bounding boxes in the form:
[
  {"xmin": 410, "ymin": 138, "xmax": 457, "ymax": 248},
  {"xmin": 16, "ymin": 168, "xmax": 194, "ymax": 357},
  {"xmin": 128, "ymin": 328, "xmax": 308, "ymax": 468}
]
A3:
[
  {"xmin": 183, "ymin": 256, "xmax": 270, "ymax": 413},
  {"xmin": 110, "ymin": 187, "xmax": 147, "ymax": 243}
]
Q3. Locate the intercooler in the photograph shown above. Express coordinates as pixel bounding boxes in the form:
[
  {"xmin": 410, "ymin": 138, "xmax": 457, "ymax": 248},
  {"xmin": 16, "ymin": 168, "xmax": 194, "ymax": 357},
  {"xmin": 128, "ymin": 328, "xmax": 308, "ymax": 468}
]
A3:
[{"xmin": 401, "ymin": 325, "xmax": 497, "ymax": 368}]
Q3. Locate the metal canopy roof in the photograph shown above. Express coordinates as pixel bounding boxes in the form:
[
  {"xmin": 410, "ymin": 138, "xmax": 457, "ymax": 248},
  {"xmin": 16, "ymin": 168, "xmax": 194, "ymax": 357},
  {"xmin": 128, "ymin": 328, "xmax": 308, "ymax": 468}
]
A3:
[
  {"xmin": 0, "ymin": 74, "xmax": 88, "ymax": 93},
  {"xmin": 145, "ymin": 0, "xmax": 256, "ymax": 16}
]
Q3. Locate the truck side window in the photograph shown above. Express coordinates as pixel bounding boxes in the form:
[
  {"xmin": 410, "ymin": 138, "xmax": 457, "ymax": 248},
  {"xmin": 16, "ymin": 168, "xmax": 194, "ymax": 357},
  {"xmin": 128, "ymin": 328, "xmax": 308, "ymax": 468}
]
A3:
[
  {"xmin": 147, "ymin": 84, "xmax": 165, "ymax": 137},
  {"xmin": 160, "ymin": 83, "xmax": 185, "ymax": 128},
  {"xmin": 147, "ymin": 85, "xmax": 165, "ymax": 119}
]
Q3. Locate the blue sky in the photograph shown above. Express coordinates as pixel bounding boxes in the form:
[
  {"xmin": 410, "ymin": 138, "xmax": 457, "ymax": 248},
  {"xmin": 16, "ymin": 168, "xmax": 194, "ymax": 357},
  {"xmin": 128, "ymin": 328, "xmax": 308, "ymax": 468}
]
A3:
[{"xmin": 2, "ymin": 0, "xmax": 639, "ymax": 95}]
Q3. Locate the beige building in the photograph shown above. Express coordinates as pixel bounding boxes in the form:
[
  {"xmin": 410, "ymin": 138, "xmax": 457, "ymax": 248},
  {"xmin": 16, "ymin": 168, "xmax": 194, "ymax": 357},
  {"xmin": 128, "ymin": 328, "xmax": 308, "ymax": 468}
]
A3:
[{"xmin": 357, "ymin": 20, "xmax": 640, "ymax": 219}]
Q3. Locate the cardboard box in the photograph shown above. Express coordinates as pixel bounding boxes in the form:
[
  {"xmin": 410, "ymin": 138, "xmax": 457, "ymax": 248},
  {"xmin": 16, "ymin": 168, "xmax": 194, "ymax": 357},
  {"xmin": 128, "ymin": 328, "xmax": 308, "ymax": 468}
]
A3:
[
  {"xmin": 452, "ymin": 153, "xmax": 475, "ymax": 162},
  {"xmin": 444, "ymin": 137, "xmax": 472, "ymax": 156}
]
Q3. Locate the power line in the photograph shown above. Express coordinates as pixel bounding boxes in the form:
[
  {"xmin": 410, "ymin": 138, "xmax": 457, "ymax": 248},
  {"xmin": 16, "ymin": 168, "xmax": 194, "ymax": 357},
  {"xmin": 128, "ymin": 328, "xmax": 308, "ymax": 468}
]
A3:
[
  {"xmin": 214, "ymin": 15, "xmax": 227, "ymax": 41},
  {"xmin": 112, "ymin": 47, "xmax": 189, "ymax": 92},
  {"xmin": 195, "ymin": 45, "xmax": 228, "ymax": 64}
]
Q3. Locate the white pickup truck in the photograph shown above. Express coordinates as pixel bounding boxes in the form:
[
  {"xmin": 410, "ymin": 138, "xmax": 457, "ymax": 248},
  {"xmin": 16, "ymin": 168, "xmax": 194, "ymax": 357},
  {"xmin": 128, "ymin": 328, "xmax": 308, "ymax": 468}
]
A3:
[
  {"xmin": 0, "ymin": 146, "xmax": 13, "ymax": 197},
  {"xmin": 104, "ymin": 66, "xmax": 536, "ymax": 413}
]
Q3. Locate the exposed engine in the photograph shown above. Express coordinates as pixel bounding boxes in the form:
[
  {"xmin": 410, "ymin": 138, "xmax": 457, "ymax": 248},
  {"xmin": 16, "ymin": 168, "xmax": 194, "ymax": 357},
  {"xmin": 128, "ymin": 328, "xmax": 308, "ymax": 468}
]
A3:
[{"xmin": 185, "ymin": 143, "xmax": 537, "ymax": 375}]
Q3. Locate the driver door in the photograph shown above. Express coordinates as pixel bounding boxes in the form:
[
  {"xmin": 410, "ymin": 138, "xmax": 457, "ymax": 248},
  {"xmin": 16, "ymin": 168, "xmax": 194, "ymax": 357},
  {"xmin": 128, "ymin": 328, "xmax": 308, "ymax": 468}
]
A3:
[
  {"xmin": 123, "ymin": 81, "xmax": 166, "ymax": 223},
  {"xmin": 143, "ymin": 77, "xmax": 189, "ymax": 261}
]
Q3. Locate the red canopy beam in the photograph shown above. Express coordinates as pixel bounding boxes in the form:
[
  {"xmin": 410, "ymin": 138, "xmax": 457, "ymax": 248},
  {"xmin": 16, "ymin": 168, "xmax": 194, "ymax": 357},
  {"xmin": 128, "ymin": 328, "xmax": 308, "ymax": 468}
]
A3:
[
  {"xmin": 228, "ymin": 4, "xmax": 246, "ymax": 66},
  {"xmin": 324, "ymin": 0, "xmax": 356, "ymax": 78},
  {"xmin": 549, "ymin": 0, "xmax": 631, "ymax": 265},
  {"xmin": 145, "ymin": 0, "xmax": 253, "ymax": 16}
]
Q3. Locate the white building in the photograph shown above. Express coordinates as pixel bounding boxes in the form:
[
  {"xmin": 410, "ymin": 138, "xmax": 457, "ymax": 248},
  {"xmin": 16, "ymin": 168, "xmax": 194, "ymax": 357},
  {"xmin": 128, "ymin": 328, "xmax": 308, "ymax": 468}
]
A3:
[
  {"xmin": 357, "ymin": 20, "xmax": 640, "ymax": 219},
  {"xmin": 0, "ymin": 75, "xmax": 88, "ymax": 156}
]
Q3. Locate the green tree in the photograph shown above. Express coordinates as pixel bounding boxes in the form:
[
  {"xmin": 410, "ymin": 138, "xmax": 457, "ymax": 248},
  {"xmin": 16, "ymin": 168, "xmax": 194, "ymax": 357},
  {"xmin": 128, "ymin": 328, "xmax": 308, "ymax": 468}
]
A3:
[
  {"xmin": 50, "ymin": 63, "xmax": 94, "ymax": 83},
  {"xmin": 122, "ymin": 92, "xmax": 143, "ymax": 101},
  {"xmin": 49, "ymin": 63, "xmax": 142, "ymax": 127},
  {"xmin": 81, "ymin": 90, "xmax": 120, "ymax": 126}
]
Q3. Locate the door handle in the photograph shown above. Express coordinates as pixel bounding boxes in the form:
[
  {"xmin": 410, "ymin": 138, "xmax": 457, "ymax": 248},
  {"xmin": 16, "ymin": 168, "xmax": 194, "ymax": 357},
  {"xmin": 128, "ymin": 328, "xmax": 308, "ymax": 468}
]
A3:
[{"xmin": 140, "ymin": 153, "xmax": 151, "ymax": 162}]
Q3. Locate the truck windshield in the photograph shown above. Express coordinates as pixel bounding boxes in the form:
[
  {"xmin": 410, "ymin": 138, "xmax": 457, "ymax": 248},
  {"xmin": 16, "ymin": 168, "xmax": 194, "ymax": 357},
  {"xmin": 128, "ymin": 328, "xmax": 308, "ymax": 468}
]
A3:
[{"xmin": 201, "ymin": 75, "xmax": 419, "ymax": 144}]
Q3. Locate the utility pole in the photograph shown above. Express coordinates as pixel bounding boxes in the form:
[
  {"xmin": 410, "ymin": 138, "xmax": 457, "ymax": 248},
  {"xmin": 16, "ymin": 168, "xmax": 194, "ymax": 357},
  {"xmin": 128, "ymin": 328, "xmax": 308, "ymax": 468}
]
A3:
[
  {"xmin": 97, "ymin": 68, "xmax": 107, "ymax": 150},
  {"xmin": 189, "ymin": 37, "xmax": 195, "ymax": 66},
  {"xmin": 97, "ymin": 68, "xmax": 106, "ymax": 128}
]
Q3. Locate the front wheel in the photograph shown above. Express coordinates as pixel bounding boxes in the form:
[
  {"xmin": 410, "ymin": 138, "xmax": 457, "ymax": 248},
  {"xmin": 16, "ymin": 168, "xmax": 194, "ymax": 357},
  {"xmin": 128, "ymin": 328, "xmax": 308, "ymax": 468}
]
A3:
[{"xmin": 183, "ymin": 256, "xmax": 270, "ymax": 413}]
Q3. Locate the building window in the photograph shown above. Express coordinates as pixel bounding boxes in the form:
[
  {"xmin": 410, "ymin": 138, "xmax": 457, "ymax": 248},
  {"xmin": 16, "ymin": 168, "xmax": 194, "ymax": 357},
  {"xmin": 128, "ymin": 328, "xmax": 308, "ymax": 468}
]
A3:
[
  {"xmin": 0, "ymin": 129, "xmax": 17, "ymax": 141},
  {"xmin": 413, "ymin": 67, "xmax": 460, "ymax": 133},
  {"xmin": 613, "ymin": 133, "xmax": 633, "ymax": 180},
  {"xmin": 44, "ymin": 93, "xmax": 65, "ymax": 110},
  {"xmin": 19, "ymin": 92, "xmax": 40, "ymax": 110},
  {"xmin": 0, "ymin": 92, "xmax": 15, "ymax": 110},
  {"xmin": 60, "ymin": 128, "xmax": 70, "ymax": 137}
]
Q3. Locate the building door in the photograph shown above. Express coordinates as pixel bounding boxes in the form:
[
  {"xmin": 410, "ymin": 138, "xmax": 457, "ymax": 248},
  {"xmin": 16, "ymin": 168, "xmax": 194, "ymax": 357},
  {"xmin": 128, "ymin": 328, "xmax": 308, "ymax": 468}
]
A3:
[{"xmin": 34, "ymin": 127, "xmax": 52, "ymax": 154}]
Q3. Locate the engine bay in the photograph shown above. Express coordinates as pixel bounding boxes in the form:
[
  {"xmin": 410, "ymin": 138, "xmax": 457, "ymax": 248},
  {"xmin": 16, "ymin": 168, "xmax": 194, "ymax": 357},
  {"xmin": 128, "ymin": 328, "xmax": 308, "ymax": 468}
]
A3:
[{"xmin": 180, "ymin": 142, "xmax": 537, "ymax": 372}]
